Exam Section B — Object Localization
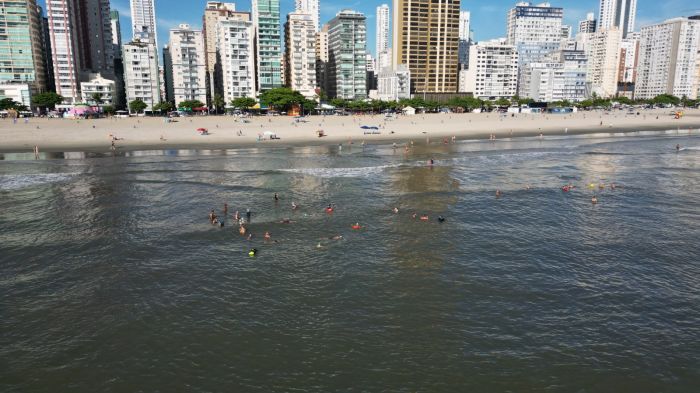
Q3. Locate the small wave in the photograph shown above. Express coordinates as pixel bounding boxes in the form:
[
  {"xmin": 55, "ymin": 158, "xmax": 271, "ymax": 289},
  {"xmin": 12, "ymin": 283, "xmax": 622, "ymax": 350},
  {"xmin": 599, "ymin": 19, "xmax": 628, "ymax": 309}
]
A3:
[
  {"xmin": 280, "ymin": 164, "xmax": 400, "ymax": 178},
  {"xmin": 0, "ymin": 173, "xmax": 78, "ymax": 191}
]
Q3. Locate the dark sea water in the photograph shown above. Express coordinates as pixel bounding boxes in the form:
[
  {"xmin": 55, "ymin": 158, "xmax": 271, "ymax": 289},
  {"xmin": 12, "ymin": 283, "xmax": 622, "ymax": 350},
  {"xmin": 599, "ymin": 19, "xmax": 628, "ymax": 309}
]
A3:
[{"xmin": 1, "ymin": 131, "xmax": 700, "ymax": 392}]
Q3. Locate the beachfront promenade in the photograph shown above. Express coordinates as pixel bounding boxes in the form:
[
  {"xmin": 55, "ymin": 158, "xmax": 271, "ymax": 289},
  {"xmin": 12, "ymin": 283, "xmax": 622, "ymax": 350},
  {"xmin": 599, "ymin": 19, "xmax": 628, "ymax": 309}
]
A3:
[{"xmin": 1, "ymin": 108, "xmax": 699, "ymax": 154}]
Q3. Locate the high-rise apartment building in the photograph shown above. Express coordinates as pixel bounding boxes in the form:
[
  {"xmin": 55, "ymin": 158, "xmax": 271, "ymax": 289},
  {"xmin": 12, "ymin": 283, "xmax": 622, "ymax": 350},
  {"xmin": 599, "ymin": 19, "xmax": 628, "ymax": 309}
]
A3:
[
  {"xmin": 376, "ymin": 4, "xmax": 390, "ymax": 56},
  {"xmin": 110, "ymin": 10, "xmax": 126, "ymax": 109},
  {"xmin": 202, "ymin": 2, "xmax": 238, "ymax": 102},
  {"xmin": 520, "ymin": 50, "xmax": 588, "ymax": 102},
  {"xmin": 635, "ymin": 18, "xmax": 700, "ymax": 100},
  {"xmin": 392, "ymin": 0, "xmax": 460, "ymax": 93},
  {"xmin": 506, "ymin": 2, "xmax": 563, "ymax": 94},
  {"xmin": 252, "ymin": 0, "xmax": 282, "ymax": 92},
  {"xmin": 162, "ymin": 44, "xmax": 173, "ymax": 102},
  {"xmin": 0, "ymin": 0, "xmax": 47, "ymax": 104},
  {"xmin": 46, "ymin": 0, "xmax": 114, "ymax": 104},
  {"xmin": 295, "ymin": 0, "xmax": 320, "ymax": 32},
  {"xmin": 123, "ymin": 39, "xmax": 160, "ymax": 110},
  {"xmin": 217, "ymin": 18, "xmax": 257, "ymax": 101},
  {"xmin": 598, "ymin": 0, "xmax": 636, "ymax": 38},
  {"xmin": 130, "ymin": 0, "xmax": 157, "ymax": 43},
  {"xmin": 168, "ymin": 24, "xmax": 207, "ymax": 105},
  {"xmin": 462, "ymin": 39, "xmax": 519, "ymax": 99},
  {"xmin": 284, "ymin": 12, "xmax": 317, "ymax": 98},
  {"xmin": 377, "ymin": 64, "xmax": 411, "ymax": 101},
  {"xmin": 459, "ymin": 11, "xmax": 471, "ymax": 66},
  {"xmin": 618, "ymin": 36, "xmax": 638, "ymax": 83},
  {"xmin": 315, "ymin": 25, "xmax": 329, "ymax": 95},
  {"xmin": 327, "ymin": 10, "xmax": 367, "ymax": 99},
  {"xmin": 586, "ymin": 27, "xmax": 621, "ymax": 98},
  {"xmin": 579, "ymin": 12, "xmax": 597, "ymax": 34}
]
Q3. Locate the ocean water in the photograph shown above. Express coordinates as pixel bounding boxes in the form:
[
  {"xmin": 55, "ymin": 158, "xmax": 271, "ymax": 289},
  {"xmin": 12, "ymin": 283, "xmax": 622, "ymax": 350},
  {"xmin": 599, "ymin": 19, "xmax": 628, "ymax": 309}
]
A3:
[{"xmin": 1, "ymin": 131, "xmax": 700, "ymax": 392}]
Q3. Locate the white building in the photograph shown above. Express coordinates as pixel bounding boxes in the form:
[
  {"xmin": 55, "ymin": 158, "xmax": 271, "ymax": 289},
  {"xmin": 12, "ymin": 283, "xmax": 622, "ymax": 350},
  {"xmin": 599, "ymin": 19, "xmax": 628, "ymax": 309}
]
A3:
[
  {"xmin": 130, "ymin": 0, "xmax": 157, "ymax": 44},
  {"xmin": 0, "ymin": 83, "xmax": 32, "ymax": 107},
  {"xmin": 598, "ymin": 0, "xmax": 636, "ymax": 38},
  {"xmin": 462, "ymin": 39, "xmax": 519, "ymax": 99},
  {"xmin": 327, "ymin": 10, "xmax": 367, "ymax": 100},
  {"xmin": 377, "ymin": 64, "xmax": 410, "ymax": 101},
  {"xmin": 202, "ymin": 2, "xmax": 240, "ymax": 102},
  {"xmin": 619, "ymin": 36, "xmax": 639, "ymax": 83},
  {"xmin": 459, "ymin": 11, "xmax": 471, "ymax": 66},
  {"xmin": 520, "ymin": 50, "xmax": 588, "ymax": 102},
  {"xmin": 506, "ymin": 2, "xmax": 564, "ymax": 94},
  {"xmin": 636, "ymin": 18, "xmax": 700, "ymax": 100},
  {"xmin": 295, "ymin": 0, "xmax": 320, "ymax": 32},
  {"xmin": 284, "ymin": 12, "xmax": 317, "ymax": 98},
  {"xmin": 123, "ymin": 39, "xmax": 160, "ymax": 111},
  {"xmin": 80, "ymin": 73, "xmax": 115, "ymax": 105},
  {"xmin": 217, "ymin": 18, "xmax": 257, "ymax": 101},
  {"xmin": 376, "ymin": 4, "xmax": 390, "ymax": 56},
  {"xmin": 168, "ymin": 24, "xmax": 207, "ymax": 105},
  {"xmin": 579, "ymin": 12, "xmax": 596, "ymax": 34},
  {"xmin": 585, "ymin": 27, "xmax": 621, "ymax": 98}
]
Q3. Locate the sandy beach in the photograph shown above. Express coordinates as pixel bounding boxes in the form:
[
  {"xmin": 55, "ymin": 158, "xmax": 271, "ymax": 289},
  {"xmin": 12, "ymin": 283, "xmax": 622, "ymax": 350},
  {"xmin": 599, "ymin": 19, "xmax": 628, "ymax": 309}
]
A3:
[{"xmin": 1, "ymin": 108, "xmax": 699, "ymax": 154}]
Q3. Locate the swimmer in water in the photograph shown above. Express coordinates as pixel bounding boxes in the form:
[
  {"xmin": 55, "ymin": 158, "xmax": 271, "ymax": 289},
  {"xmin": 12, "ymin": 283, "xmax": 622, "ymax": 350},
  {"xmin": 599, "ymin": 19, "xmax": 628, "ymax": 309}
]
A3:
[
  {"xmin": 411, "ymin": 212, "xmax": 417, "ymax": 219},
  {"xmin": 392, "ymin": 207, "xmax": 399, "ymax": 214},
  {"xmin": 428, "ymin": 158, "xmax": 434, "ymax": 166},
  {"xmin": 264, "ymin": 231, "xmax": 271, "ymax": 241},
  {"xmin": 591, "ymin": 196, "xmax": 598, "ymax": 204},
  {"xmin": 437, "ymin": 216, "xmax": 445, "ymax": 222},
  {"xmin": 239, "ymin": 225, "xmax": 247, "ymax": 235},
  {"xmin": 224, "ymin": 203, "xmax": 228, "ymax": 216},
  {"xmin": 280, "ymin": 218, "xmax": 292, "ymax": 224},
  {"xmin": 247, "ymin": 233, "xmax": 253, "ymax": 241},
  {"xmin": 291, "ymin": 202, "xmax": 298, "ymax": 210},
  {"xmin": 274, "ymin": 192, "xmax": 279, "ymax": 202},
  {"xmin": 329, "ymin": 235, "xmax": 343, "ymax": 240},
  {"xmin": 496, "ymin": 190, "xmax": 502, "ymax": 198},
  {"xmin": 676, "ymin": 144, "xmax": 681, "ymax": 151}
]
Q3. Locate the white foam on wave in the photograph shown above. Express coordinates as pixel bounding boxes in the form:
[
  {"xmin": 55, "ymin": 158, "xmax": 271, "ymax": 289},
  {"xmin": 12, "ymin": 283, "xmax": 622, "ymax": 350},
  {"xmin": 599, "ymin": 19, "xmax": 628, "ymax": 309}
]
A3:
[
  {"xmin": 0, "ymin": 173, "xmax": 78, "ymax": 191},
  {"xmin": 280, "ymin": 163, "xmax": 401, "ymax": 178}
]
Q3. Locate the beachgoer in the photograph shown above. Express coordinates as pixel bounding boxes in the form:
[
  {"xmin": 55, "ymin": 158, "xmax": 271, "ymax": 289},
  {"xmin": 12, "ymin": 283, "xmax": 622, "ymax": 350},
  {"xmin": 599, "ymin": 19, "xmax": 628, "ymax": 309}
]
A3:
[
  {"xmin": 248, "ymin": 248, "xmax": 257, "ymax": 257},
  {"xmin": 437, "ymin": 216, "xmax": 445, "ymax": 222},
  {"xmin": 246, "ymin": 208, "xmax": 251, "ymax": 223},
  {"xmin": 239, "ymin": 225, "xmax": 246, "ymax": 235},
  {"xmin": 274, "ymin": 192, "xmax": 279, "ymax": 201},
  {"xmin": 280, "ymin": 218, "xmax": 292, "ymax": 224},
  {"xmin": 496, "ymin": 190, "xmax": 502, "ymax": 198},
  {"xmin": 676, "ymin": 144, "xmax": 681, "ymax": 151},
  {"xmin": 208, "ymin": 209, "xmax": 216, "ymax": 222},
  {"xmin": 291, "ymin": 202, "xmax": 298, "ymax": 210},
  {"xmin": 234, "ymin": 210, "xmax": 240, "ymax": 220},
  {"xmin": 351, "ymin": 223, "xmax": 361, "ymax": 230},
  {"xmin": 224, "ymin": 203, "xmax": 228, "ymax": 216},
  {"xmin": 591, "ymin": 196, "xmax": 598, "ymax": 204},
  {"xmin": 411, "ymin": 213, "xmax": 417, "ymax": 219},
  {"xmin": 264, "ymin": 231, "xmax": 271, "ymax": 241},
  {"xmin": 392, "ymin": 207, "xmax": 399, "ymax": 214},
  {"xmin": 329, "ymin": 235, "xmax": 343, "ymax": 240}
]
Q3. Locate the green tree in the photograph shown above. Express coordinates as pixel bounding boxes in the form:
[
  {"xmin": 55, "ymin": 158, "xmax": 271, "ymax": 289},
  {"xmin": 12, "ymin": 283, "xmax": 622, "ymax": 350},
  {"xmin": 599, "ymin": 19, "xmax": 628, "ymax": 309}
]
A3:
[
  {"xmin": 494, "ymin": 97, "xmax": 511, "ymax": 107},
  {"xmin": 0, "ymin": 98, "xmax": 19, "ymax": 110},
  {"xmin": 651, "ymin": 94, "xmax": 679, "ymax": 106},
  {"xmin": 32, "ymin": 92, "xmax": 64, "ymax": 111},
  {"xmin": 129, "ymin": 99, "xmax": 148, "ymax": 114},
  {"xmin": 230, "ymin": 97, "xmax": 256, "ymax": 110},
  {"xmin": 90, "ymin": 92, "xmax": 103, "ymax": 106},
  {"xmin": 259, "ymin": 88, "xmax": 306, "ymax": 111},
  {"xmin": 102, "ymin": 105, "xmax": 115, "ymax": 115},
  {"xmin": 178, "ymin": 99, "xmax": 205, "ymax": 110},
  {"xmin": 301, "ymin": 98, "xmax": 317, "ymax": 114},
  {"xmin": 152, "ymin": 101, "xmax": 174, "ymax": 113},
  {"xmin": 329, "ymin": 98, "xmax": 347, "ymax": 109},
  {"xmin": 213, "ymin": 94, "xmax": 225, "ymax": 114}
]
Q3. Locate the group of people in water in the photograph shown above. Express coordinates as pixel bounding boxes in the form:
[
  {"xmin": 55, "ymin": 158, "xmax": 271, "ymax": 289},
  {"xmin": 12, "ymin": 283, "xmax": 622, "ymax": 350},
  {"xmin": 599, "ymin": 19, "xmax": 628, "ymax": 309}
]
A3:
[{"xmin": 208, "ymin": 192, "xmax": 453, "ymax": 256}]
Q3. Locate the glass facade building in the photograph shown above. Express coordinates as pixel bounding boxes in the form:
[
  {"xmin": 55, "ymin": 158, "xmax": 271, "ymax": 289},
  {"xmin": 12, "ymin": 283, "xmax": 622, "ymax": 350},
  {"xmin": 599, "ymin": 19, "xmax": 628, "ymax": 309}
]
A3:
[
  {"xmin": 0, "ymin": 0, "xmax": 46, "ymax": 91},
  {"xmin": 252, "ymin": 0, "xmax": 282, "ymax": 92}
]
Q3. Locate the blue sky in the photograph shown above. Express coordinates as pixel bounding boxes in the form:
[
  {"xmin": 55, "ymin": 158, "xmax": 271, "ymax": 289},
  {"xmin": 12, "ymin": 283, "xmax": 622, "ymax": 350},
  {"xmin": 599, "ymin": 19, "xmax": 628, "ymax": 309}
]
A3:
[{"xmin": 42, "ymin": 0, "xmax": 700, "ymax": 57}]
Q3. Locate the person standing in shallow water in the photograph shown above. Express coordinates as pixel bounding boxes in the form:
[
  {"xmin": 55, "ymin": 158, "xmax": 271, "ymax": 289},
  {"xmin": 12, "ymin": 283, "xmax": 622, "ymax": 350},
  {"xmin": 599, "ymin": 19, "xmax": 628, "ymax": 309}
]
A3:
[{"xmin": 246, "ymin": 208, "xmax": 251, "ymax": 223}]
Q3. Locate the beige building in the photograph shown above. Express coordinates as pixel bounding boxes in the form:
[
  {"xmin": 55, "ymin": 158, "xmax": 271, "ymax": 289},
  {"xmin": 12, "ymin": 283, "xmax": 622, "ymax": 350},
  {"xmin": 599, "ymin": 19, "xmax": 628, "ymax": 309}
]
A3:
[
  {"xmin": 392, "ymin": 0, "xmax": 460, "ymax": 93},
  {"xmin": 202, "ymin": 2, "xmax": 238, "ymax": 102},
  {"xmin": 315, "ymin": 25, "xmax": 329, "ymax": 94},
  {"xmin": 586, "ymin": 28, "xmax": 621, "ymax": 98},
  {"xmin": 285, "ymin": 12, "xmax": 317, "ymax": 98},
  {"xmin": 168, "ymin": 24, "xmax": 207, "ymax": 105}
]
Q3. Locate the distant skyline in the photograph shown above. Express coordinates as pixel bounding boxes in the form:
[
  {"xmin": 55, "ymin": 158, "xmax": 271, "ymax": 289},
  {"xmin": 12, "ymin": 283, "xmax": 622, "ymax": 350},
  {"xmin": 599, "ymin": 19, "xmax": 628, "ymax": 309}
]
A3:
[{"xmin": 40, "ymin": 0, "xmax": 700, "ymax": 56}]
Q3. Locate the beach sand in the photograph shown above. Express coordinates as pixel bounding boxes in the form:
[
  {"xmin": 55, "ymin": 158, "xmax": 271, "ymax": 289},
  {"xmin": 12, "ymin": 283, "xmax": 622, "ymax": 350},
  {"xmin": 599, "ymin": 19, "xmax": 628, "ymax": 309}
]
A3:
[{"xmin": 1, "ymin": 108, "xmax": 699, "ymax": 154}]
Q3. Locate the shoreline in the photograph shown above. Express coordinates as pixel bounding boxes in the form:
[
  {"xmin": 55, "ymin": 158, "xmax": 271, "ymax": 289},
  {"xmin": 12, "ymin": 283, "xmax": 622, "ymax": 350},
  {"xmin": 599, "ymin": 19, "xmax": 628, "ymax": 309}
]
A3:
[{"xmin": 1, "ymin": 109, "xmax": 699, "ymax": 155}]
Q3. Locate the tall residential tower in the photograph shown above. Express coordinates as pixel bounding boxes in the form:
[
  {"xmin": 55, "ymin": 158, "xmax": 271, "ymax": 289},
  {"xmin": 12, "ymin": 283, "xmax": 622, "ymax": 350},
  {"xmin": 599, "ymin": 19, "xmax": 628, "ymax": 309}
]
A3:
[{"xmin": 253, "ymin": 0, "xmax": 283, "ymax": 92}]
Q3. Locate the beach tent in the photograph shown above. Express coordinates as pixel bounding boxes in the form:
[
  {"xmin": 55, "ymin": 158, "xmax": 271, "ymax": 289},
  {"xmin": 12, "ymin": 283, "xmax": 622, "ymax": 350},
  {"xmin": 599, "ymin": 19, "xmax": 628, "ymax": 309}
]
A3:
[{"xmin": 402, "ymin": 106, "xmax": 416, "ymax": 115}]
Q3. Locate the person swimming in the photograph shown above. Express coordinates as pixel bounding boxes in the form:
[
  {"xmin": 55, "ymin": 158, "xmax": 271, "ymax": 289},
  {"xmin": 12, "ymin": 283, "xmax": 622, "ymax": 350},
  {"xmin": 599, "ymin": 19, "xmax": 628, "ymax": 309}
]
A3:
[
  {"xmin": 329, "ymin": 235, "xmax": 343, "ymax": 240},
  {"xmin": 291, "ymin": 202, "xmax": 298, "ymax": 210},
  {"xmin": 248, "ymin": 248, "xmax": 257, "ymax": 257},
  {"xmin": 495, "ymin": 190, "xmax": 502, "ymax": 198},
  {"xmin": 676, "ymin": 144, "xmax": 681, "ymax": 151},
  {"xmin": 351, "ymin": 223, "xmax": 361, "ymax": 230},
  {"xmin": 325, "ymin": 204, "xmax": 334, "ymax": 213},
  {"xmin": 392, "ymin": 207, "xmax": 399, "ymax": 214},
  {"xmin": 264, "ymin": 231, "xmax": 271, "ymax": 241},
  {"xmin": 239, "ymin": 225, "xmax": 246, "ymax": 235},
  {"xmin": 280, "ymin": 218, "xmax": 292, "ymax": 224},
  {"xmin": 591, "ymin": 196, "xmax": 598, "ymax": 204},
  {"xmin": 246, "ymin": 208, "xmax": 251, "ymax": 223},
  {"xmin": 208, "ymin": 209, "xmax": 216, "ymax": 222},
  {"xmin": 274, "ymin": 192, "xmax": 279, "ymax": 201},
  {"xmin": 411, "ymin": 213, "xmax": 417, "ymax": 219},
  {"xmin": 437, "ymin": 216, "xmax": 445, "ymax": 222},
  {"xmin": 419, "ymin": 215, "xmax": 429, "ymax": 221}
]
